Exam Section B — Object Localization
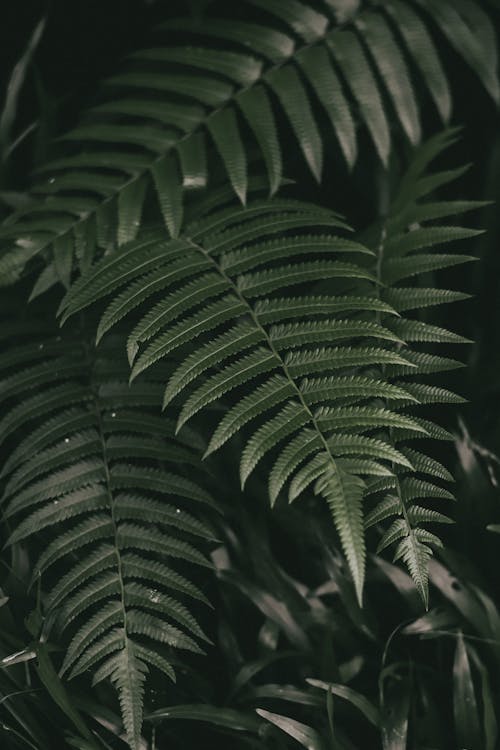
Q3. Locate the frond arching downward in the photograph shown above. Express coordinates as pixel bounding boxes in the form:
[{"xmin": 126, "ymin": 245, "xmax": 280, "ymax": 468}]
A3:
[
  {"xmin": 363, "ymin": 128, "xmax": 480, "ymax": 606},
  {"xmin": 48, "ymin": 176, "xmax": 437, "ymax": 608},
  {"xmin": 61, "ymin": 128, "xmax": 477, "ymax": 605},
  {"xmin": 0, "ymin": 0, "xmax": 497, "ymax": 290}
]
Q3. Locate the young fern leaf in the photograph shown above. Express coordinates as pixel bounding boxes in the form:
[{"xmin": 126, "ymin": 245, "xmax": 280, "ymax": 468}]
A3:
[
  {"xmin": 0, "ymin": 324, "xmax": 215, "ymax": 750},
  {"xmin": 0, "ymin": 0, "xmax": 498, "ymax": 289}
]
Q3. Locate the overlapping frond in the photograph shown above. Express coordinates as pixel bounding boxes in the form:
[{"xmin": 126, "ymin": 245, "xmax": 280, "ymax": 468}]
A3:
[
  {"xmin": 0, "ymin": 0, "xmax": 497, "ymax": 290},
  {"xmin": 50, "ymin": 180, "xmax": 436, "ymax": 606},
  {"xmin": 362, "ymin": 129, "xmax": 480, "ymax": 606},
  {"xmin": 0, "ymin": 321, "xmax": 215, "ymax": 749}
]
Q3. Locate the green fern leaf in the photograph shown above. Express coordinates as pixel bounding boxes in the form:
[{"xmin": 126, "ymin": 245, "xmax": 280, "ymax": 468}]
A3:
[
  {"xmin": 48, "ymin": 544, "xmax": 116, "ymax": 610},
  {"xmin": 383, "ymin": 287, "xmax": 471, "ymax": 312},
  {"xmin": 123, "ymin": 272, "xmax": 229, "ymax": 356},
  {"xmin": 288, "ymin": 454, "xmax": 326, "ymax": 502},
  {"xmin": 299, "ymin": 44, "xmax": 357, "ymax": 168},
  {"xmin": 300, "ymin": 375, "xmax": 415, "ymax": 406},
  {"xmin": 208, "ymin": 108, "xmax": 248, "ymax": 204},
  {"xmin": 131, "ymin": 644, "xmax": 175, "ymax": 683},
  {"xmin": 387, "ymin": 318, "xmax": 472, "ymax": 344},
  {"xmin": 117, "ymin": 175, "xmax": 148, "ymax": 246},
  {"xmin": 205, "ymin": 376, "xmax": 296, "ymax": 456},
  {"xmin": 401, "ymin": 448, "xmax": 453, "ymax": 482},
  {"xmin": 6, "ymin": 0, "xmax": 481, "ymax": 297},
  {"xmin": 383, "ymin": 253, "xmax": 476, "ymax": 284},
  {"xmin": 130, "ymin": 295, "xmax": 248, "ymax": 379},
  {"xmin": 393, "ymin": 535, "xmax": 433, "ymax": 609},
  {"xmin": 240, "ymin": 402, "xmax": 310, "ymax": 486},
  {"xmin": 328, "ymin": 30, "xmax": 390, "ymax": 165},
  {"xmin": 177, "ymin": 131, "xmax": 207, "ymax": 191},
  {"xmin": 0, "ymin": 327, "xmax": 214, "ymax": 750},
  {"xmin": 358, "ymin": 131, "xmax": 476, "ymax": 603},
  {"xmin": 358, "ymin": 11, "xmax": 421, "ymax": 145},
  {"xmin": 171, "ymin": 347, "xmax": 279, "ymax": 421},
  {"xmin": 317, "ymin": 459, "xmax": 367, "ymax": 604},
  {"xmin": 384, "ymin": 0, "xmax": 451, "ymax": 122},
  {"xmin": 59, "ymin": 136, "xmax": 476, "ymax": 607},
  {"xmin": 152, "ymin": 155, "xmax": 183, "ymax": 238},
  {"xmin": 159, "ymin": 17, "xmax": 291, "ymax": 60},
  {"xmin": 416, "ymin": 0, "xmax": 500, "ymax": 104},
  {"xmin": 103, "ymin": 644, "xmax": 148, "ymax": 749},
  {"xmin": 254, "ymin": 295, "xmax": 395, "ymax": 324},
  {"xmin": 266, "ymin": 65, "xmax": 323, "ymax": 181},
  {"xmin": 285, "ymin": 346, "xmax": 412, "ymax": 377},
  {"xmin": 270, "ymin": 319, "xmax": 402, "ymax": 350},
  {"xmin": 121, "ymin": 553, "xmax": 210, "ymax": 605},
  {"xmin": 238, "ymin": 85, "xmax": 282, "ymax": 195},
  {"xmin": 269, "ymin": 429, "xmax": 322, "ymax": 506},
  {"xmin": 365, "ymin": 496, "xmax": 400, "ymax": 529},
  {"xmin": 249, "ymin": 0, "xmax": 328, "ymax": 42},
  {"xmin": 222, "ymin": 236, "xmax": 372, "ymax": 275}
]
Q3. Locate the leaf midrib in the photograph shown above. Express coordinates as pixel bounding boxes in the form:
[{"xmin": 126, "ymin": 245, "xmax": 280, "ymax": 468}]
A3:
[
  {"xmin": 85, "ymin": 344, "xmax": 140, "ymax": 736},
  {"xmin": 374, "ymin": 214, "xmax": 426, "ymax": 605},
  {"xmin": 184, "ymin": 236, "xmax": 340, "ymax": 476}
]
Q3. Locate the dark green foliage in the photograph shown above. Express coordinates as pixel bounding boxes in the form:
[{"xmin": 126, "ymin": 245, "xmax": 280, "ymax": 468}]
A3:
[
  {"xmin": 0, "ymin": 314, "xmax": 215, "ymax": 747},
  {"xmin": 1, "ymin": 1, "xmax": 499, "ymax": 749},
  {"xmin": 60, "ymin": 133, "xmax": 474, "ymax": 610},
  {"xmin": 0, "ymin": 0, "xmax": 498, "ymax": 292}
]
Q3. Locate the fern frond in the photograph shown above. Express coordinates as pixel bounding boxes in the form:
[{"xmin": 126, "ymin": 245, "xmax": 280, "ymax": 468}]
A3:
[
  {"xmin": 360, "ymin": 131, "xmax": 478, "ymax": 605},
  {"xmin": 299, "ymin": 375, "xmax": 415, "ymax": 406},
  {"xmin": 1, "ymin": 0, "xmax": 498, "ymax": 288},
  {"xmin": 100, "ymin": 644, "xmax": 147, "ymax": 749},
  {"xmin": 61, "ymin": 126, "xmax": 477, "ymax": 606},
  {"xmin": 316, "ymin": 460, "xmax": 366, "ymax": 604},
  {"xmin": 0, "ymin": 325, "xmax": 214, "ymax": 750},
  {"xmin": 58, "ymin": 200, "xmax": 413, "ymax": 605}
]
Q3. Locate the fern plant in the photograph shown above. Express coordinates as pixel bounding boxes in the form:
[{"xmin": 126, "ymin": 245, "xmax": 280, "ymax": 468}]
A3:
[
  {"xmin": 0, "ymin": 315, "xmax": 216, "ymax": 748},
  {"xmin": 0, "ymin": 0, "xmax": 497, "ymax": 292},
  {"xmin": 59, "ymin": 131, "xmax": 477, "ymax": 608},
  {"xmin": 0, "ymin": 2, "xmax": 496, "ymax": 747},
  {"xmin": 361, "ymin": 128, "xmax": 483, "ymax": 604}
]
